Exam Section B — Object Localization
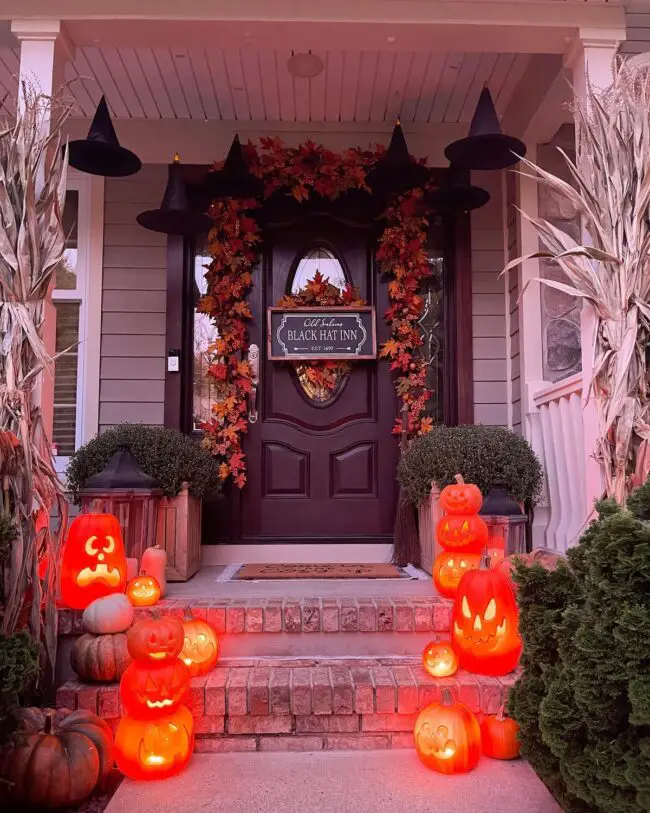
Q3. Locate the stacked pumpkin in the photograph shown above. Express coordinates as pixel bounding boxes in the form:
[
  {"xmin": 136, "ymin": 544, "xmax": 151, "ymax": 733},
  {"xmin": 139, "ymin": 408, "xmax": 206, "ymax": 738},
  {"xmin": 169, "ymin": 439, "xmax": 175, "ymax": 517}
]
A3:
[
  {"xmin": 418, "ymin": 475, "xmax": 523, "ymax": 774},
  {"xmin": 71, "ymin": 593, "xmax": 134, "ymax": 683}
]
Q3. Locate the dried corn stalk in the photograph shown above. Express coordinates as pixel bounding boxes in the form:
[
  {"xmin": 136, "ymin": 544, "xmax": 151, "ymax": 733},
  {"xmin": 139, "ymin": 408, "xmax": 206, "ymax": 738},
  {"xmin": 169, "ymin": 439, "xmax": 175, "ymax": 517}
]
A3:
[
  {"xmin": 505, "ymin": 60, "xmax": 650, "ymax": 505},
  {"xmin": 0, "ymin": 85, "xmax": 71, "ymax": 673}
]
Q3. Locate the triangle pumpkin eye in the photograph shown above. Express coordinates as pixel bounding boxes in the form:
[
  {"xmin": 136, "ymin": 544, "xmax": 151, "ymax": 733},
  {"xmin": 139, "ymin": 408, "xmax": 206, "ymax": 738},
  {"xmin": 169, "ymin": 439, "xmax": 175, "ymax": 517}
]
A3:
[
  {"xmin": 462, "ymin": 596, "xmax": 471, "ymax": 618},
  {"xmin": 484, "ymin": 598, "xmax": 497, "ymax": 621}
]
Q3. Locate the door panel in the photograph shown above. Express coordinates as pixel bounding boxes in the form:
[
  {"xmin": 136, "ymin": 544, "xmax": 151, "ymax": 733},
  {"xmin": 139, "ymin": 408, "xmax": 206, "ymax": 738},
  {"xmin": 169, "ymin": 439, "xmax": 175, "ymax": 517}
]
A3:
[{"xmin": 242, "ymin": 214, "xmax": 398, "ymax": 543}]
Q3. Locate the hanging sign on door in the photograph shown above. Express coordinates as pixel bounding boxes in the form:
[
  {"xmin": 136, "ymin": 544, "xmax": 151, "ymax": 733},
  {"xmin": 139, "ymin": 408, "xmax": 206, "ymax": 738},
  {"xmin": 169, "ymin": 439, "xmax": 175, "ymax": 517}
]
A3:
[{"xmin": 267, "ymin": 307, "xmax": 377, "ymax": 361}]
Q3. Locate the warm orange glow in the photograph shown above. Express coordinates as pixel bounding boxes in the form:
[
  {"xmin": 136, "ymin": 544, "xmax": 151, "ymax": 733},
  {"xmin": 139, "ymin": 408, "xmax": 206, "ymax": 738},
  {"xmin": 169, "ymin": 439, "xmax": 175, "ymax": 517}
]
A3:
[
  {"xmin": 433, "ymin": 551, "xmax": 481, "ymax": 599},
  {"xmin": 422, "ymin": 641, "xmax": 459, "ymax": 678},
  {"xmin": 60, "ymin": 514, "xmax": 127, "ymax": 609},
  {"xmin": 180, "ymin": 614, "xmax": 219, "ymax": 677},
  {"xmin": 120, "ymin": 660, "xmax": 190, "ymax": 719},
  {"xmin": 414, "ymin": 689, "xmax": 481, "ymax": 774},
  {"xmin": 114, "ymin": 705, "xmax": 194, "ymax": 780},
  {"xmin": 481, "ymin": 711, "xmax": 521, "ymax": 760},
  {"xmin": 127, "ymin": 616, "xmax": 185, "ymax": 664},
  {"xmin": 436, "ymin": 514, "xmax": 488, "ymax": 554},
  {"xmin": 439, "ymin": 475, "xmax": 483, "ymax": 515},
  {"xmin": 126, "ymin": 573, "xmax": 161, "ymax": 607}
]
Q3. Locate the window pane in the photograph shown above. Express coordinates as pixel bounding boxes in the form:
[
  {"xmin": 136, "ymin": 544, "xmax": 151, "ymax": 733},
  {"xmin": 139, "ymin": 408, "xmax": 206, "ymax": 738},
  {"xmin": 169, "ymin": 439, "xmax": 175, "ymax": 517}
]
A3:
[
  {"xmin": 56, "ymin": 190, "xmax": 79, "ymax": 290},
  {"xmin": 291, "ymin": 247, "xmax": 347, "ymax": 294},
  {"xmin": 53, "ymin": 301, "xmax": 80, "ymax": 456},
  {"xmin": 193, "ymin": 251, "xmax": 219, "ymax": 429}
]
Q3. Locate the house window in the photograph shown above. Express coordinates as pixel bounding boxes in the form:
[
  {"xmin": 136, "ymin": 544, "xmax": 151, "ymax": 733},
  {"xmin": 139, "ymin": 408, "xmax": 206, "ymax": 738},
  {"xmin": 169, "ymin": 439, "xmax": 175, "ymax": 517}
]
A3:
[{"xmin": 192, "ymin": 242, "xmax": 218, "ymax": 430}]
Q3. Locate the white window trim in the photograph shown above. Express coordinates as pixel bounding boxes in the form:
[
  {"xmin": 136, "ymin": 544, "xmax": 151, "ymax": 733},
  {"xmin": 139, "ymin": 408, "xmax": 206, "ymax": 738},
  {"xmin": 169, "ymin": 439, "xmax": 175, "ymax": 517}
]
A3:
[{"xmin": 53, "ymin": 169, "xmax": 104, "ymax": 475}]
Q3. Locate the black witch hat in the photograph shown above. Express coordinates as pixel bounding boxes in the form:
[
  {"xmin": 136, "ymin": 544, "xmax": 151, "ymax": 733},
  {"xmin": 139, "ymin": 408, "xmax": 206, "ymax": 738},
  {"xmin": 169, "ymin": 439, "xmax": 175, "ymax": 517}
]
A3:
[
  {"xmin": 365, "ymin": 120, "xmax": 430, "ymax": 197},
  {"xmin": 207, "ymin": 135, "xmax": 264, "ymax": 199},
  {"xmin": 444, "ymin": 88, "xmax": 526, "ymax": 171},
  {"xmin": 425, "ymin": 164, "xmax": 490, "ymax": 214},
  {"xmin": 137, "ymin": 155, "xmax": 212, "ymax": 236},
  {"xmin": 68, "ymin": 96, "xmax": 141, "ymax": 177}
]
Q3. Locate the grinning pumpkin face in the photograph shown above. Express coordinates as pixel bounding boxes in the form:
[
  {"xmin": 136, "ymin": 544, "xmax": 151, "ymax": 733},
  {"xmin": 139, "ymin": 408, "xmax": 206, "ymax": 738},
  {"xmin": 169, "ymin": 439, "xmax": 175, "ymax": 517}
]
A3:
[
  {"xmin": 126, "ymin": 573, "xmax": 161, "ymax": 607},
  {"xmin": 451, "ymin": 567, "xmax": 522, "ymax": 676},
  {"xmin": 127, "ymin": 616, "xmax": 185, "ymax": 664},
  {"xmin": 433, "ymin": 552, "xmax": 481, "ymax": 599},
  {"xmin": 414, "ymin": 689, "xmax": 481, "ymax": 774},
  {"xmin": 180, "ymin": 615, "xmax": 219, "ymax": 677},
  {"xmin": 114, "ymin": 705, "xmax": 194, "ymax": 780},
  {"xmin": 120, "ymin": 660, "xmax": 190, "ymax": 718},
  {"xmin": 60, "ymin": 514, "xmax": 127, "ymax": 610},
  {"xmin": 436, "ymin": 514, "xmax": 488, "ymax": 554},
  {"xmin": 422, "ymin": 641, "xmax": 459, "ymax": 678},
  {"xmin": 439, "ymin": 476, "xmax": 483, "ymax": 515}
]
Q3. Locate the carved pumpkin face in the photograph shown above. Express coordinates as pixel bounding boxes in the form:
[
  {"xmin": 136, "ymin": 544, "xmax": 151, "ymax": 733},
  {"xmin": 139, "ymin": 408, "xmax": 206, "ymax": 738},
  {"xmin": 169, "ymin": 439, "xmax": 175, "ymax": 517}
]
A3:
[
  {"xmin": 115, "ymin": 705, "xmax": 194, "ymax": 780},
  {"xmin": 451, "ymin": 567, "xmax": 522, "ymax": 676},
  {"xmin": 127, "ymin": 616, "xmax": 184, "ymax": 664},
  {"xmin": 120, "ymin": 660, "xmax": 190, "ymax": 718},
  {"xmin": 436, "ymin": 514, "xmax": 488, "ymax": 554},
  {"xmin": 422, "ymin": 641, "xmax": 459, "ymax": 678},
  {"xmin": 439, "ymin": 476, "xmax": 483, "ymax": 515},
  {"xmin": 180, "ymin": 616, "xmax": 219, "ymax": 677},
  {"xmin": 126, "ymin": 573, "xmax": 161, "ymax": 607},
  {"xmin": 60, "ymin": 514, "xmax": 127, "ymax": 609},
  {"xmin": 414, "ymin": 689, "xmax": 481, "ymax": 774},
  {"xmin": 433, "ymin": 552, "xmax": 481, "ymax": 598}
]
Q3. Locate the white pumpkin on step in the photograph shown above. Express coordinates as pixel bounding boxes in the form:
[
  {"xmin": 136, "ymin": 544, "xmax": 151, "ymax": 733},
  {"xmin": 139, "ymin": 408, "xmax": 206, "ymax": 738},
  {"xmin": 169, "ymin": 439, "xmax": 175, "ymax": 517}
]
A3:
[
  {"xmin": 82, "ymin": 593, "xmax": 134, "ymax": 634},
  {"xmin": 141, "ymin": 545, "xmax": 167, "ymax": 598}
]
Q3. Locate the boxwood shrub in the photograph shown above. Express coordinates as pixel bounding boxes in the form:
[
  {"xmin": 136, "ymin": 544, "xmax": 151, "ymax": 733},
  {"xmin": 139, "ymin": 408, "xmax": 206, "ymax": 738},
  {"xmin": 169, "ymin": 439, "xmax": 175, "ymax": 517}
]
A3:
[
  {"xmin": 66, "ymin": 423, "xmax": 223, "ymax": 503},
  {"xmin": 397, "ymin": 424, "xmax": 543, "ymax": 506}
]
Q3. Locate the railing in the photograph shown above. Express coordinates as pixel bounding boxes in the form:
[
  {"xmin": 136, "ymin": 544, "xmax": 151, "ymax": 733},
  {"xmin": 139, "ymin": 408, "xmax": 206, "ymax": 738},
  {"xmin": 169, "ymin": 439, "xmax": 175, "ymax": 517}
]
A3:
[{"xmin": 532, "ymin": 373, "xmax": 588, "ymax": 552}]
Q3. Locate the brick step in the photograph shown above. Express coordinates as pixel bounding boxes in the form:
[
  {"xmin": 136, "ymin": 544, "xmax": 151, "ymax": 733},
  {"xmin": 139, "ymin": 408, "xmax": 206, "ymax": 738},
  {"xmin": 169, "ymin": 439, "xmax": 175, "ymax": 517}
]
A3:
[{"xmin": 56, "ymin": 657, "xmax": 516, "ymax": 753}]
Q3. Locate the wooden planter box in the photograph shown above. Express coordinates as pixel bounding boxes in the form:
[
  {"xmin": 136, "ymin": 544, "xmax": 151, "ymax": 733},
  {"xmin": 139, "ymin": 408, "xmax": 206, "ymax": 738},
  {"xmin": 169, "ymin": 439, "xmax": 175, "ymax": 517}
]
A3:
[
  {"xmin": 155, "ymin": 484, "xmax": 202, "ymax": 582},
  {"xmin": 418, "ymin": 483, "xmax": 442, "ymax": 575}
]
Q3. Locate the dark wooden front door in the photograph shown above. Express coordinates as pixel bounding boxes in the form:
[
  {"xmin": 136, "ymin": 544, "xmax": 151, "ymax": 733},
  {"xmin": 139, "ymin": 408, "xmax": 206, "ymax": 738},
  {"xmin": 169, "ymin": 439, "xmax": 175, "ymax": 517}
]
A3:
[{"xmin": 241, "ymin": 214, "xmax": 398, "ymax": 544}]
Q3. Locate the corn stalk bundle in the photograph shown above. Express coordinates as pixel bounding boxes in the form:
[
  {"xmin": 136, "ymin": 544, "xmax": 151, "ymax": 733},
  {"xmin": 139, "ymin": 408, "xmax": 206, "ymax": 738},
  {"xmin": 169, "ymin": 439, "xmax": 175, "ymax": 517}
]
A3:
[
  {"xmin": 0, "ymin": 86, "xmax": 71, "ymax": 673},
  {"xmin": 505, "ymin": 60, "xmax": 650, "ymax": 505}
]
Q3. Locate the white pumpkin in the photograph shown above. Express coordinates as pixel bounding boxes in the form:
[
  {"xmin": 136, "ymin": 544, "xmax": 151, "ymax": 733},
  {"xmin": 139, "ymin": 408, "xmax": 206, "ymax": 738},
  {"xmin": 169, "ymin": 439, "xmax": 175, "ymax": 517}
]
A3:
[
  {"xmin": 141, "ymin": 545, "xmax": 167, "ymax": 598},
  {"xmin": 82, "ymin": 593, "xmax": 134, "ymax": 634}
]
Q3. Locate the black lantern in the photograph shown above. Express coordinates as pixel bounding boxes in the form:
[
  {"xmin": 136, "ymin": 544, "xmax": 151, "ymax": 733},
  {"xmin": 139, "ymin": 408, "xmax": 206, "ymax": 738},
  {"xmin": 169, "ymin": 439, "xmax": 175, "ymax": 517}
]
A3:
[
  {"xmin": 480, "ymin": 482, "xmax": 527, "ymax": 562},
  {"xmin": 365, "ymin": 120, "xmax": 430, "ymax": 198},
  {"xmin": 444, "ymin": 88, "xmax": 526, "ymax": 171},
  {"xmin": 425, "ymin": 164, "xmax": 490, "ymax": 213},
  {"xmin": 68, "ymin": 96, "xmax": 141, "ymax": 178},
  {"xmin": 137, "ymin": 154, "xmax": 213, "ymax": 236},
  {"xmin": 206, "ymin": 134, "xmax": 264, "ymax": 199}
]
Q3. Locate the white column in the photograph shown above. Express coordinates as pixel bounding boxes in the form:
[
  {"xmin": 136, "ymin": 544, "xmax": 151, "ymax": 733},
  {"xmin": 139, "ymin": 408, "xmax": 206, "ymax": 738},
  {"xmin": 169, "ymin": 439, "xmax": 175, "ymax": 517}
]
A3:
[{"xmin": 11, "ymin": 19, "xmax": 73, "ymax": 442}]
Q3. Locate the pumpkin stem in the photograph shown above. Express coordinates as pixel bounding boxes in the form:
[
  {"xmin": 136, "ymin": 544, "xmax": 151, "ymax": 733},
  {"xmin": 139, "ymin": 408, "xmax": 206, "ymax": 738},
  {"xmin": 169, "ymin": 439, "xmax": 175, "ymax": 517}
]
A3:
[
  {"xmin": 183, "ymin": 608, "xmax": 195, "ymax": 622},
  {"xmin": 440, "ymin": 687, "xmax": 454, "ymax": 706},
  {"xmin": 43, "ymin": 712, "xmax": 54, "ymax": 735},
  {"xmin": 480, "ymin": 547, "xmax": 491, "ymax": 569},
  {"xmin": 497, "ymin": 704, "xmax": 506, "ymax": 722},
  {"xmin": 454, "ymin": 474, "xmax": 465, "ymax": 485}
]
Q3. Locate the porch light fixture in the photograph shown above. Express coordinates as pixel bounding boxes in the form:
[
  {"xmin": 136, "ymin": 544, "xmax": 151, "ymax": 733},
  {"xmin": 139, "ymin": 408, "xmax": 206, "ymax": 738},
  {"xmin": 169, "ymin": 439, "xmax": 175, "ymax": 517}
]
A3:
[
  {"xmin": 206, "ymin": 134, "xmax": 264, "ymax": 199},
  {"xmin": 365, "ymin": 119, "xmax": 430, "ymax": 198},
  {"xmin": 445, "ymin": 87, "xmax": 526, "ymax": 171},
  {"xmin": 69, "ymin": 95, "xmax": 141, "ymax": 177},
  {"xmin": 287, "ymin": 51, "xmax": 324, "ymax": 79},
  {"xmin": 479, "ymin": 483, "xmax": 528, "ymax": 565},
  {"xmin": 425, "ymin": 164, "xmax": 490, "ymax": 214}
]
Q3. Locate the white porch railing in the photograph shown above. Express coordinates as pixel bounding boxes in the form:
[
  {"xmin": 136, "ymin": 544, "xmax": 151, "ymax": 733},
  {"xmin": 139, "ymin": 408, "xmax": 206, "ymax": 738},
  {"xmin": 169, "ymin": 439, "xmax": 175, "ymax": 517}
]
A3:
[{"xmin": 532, "ymin": 373, "xmax": 589, "ymax": 552}]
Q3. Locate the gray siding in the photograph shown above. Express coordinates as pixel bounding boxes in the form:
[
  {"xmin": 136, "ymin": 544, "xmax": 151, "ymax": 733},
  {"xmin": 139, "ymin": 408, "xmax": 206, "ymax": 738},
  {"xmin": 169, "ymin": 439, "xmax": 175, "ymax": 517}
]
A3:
[
  {"xmin": 100, "ymin": 164, "xmax": 167, "ymax": 430},
  {"xmin": 622, "ymin": 8, "xmax": 650, "ymax": 55},
  {"xmin": 506, "ymin": 172, "xmax": 521, "ymax": 432}
]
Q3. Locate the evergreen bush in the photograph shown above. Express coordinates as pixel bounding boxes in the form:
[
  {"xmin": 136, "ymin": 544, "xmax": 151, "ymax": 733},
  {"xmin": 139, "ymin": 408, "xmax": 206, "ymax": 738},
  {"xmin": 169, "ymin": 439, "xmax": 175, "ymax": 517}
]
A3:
[
  {"xmin": 67, "ymin": 423, "xmax": 223, "ymax": 503},
  {"xmin": 509, "ymin": 495, "xmax": 650, "ymax": 813},
  {"xmin": 0, "ymin": 632, "xmax": 39, "ymax": 745},
  {"xmin": 396, "ymin": 424, "xmax": 543, "ymax": 505}
]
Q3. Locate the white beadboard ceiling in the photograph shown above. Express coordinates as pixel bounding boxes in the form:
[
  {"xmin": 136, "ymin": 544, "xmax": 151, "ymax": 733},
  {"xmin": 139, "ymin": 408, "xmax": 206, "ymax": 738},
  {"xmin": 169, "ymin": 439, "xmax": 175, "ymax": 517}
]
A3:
[{"xmin": 0, "ymin": 46, "xmax": 530, "ymax": 124}]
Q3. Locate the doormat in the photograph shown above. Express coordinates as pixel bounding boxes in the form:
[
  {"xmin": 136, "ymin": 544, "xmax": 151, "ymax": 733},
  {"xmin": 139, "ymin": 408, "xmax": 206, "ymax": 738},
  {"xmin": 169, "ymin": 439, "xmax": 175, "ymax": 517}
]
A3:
[{"xmin": 233, "ymin": 563, "xmax": 407, "ymax": 580}]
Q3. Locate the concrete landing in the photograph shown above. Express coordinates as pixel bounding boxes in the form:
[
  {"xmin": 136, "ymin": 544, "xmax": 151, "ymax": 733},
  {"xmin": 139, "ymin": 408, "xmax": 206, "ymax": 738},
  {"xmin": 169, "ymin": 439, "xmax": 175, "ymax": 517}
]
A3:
[{"xmin": 105, "ymin": 751, "xmax": 562, "ymax": 813}]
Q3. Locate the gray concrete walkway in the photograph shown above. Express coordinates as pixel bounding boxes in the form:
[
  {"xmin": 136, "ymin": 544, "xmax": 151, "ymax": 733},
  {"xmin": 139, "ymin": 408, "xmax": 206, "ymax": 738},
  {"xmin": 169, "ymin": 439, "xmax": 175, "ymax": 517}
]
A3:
[{"xmin": 106, "ymin": 751, "xmax": 562, "ymax": 813}]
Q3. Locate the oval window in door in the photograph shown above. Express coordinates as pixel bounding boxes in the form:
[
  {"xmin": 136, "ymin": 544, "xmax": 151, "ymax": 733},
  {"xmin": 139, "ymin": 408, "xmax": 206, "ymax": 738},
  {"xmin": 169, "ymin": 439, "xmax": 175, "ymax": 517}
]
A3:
[{"xmin": 289, "ymin": 246, "xmax": 350, "ymax": 405}]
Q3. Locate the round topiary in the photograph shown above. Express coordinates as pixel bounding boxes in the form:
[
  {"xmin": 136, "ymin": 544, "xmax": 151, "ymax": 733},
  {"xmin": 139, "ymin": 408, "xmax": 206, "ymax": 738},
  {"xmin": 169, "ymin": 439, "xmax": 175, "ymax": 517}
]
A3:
[
  {"xmin": 66, "ymin": 423, "xmax": 223, "ymax": 503},
  {"xmin": 397, "ymin": 424, "xmax": 543, "ymax": 506}
]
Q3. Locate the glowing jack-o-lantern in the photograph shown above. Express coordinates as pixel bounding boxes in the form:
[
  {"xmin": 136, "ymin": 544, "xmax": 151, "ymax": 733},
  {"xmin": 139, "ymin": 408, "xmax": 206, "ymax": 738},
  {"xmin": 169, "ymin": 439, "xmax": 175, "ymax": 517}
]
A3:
[
  {"xmin": 433, "ymin": 552, "xmax": 481, "ymax": 599},
  {"xmin": 127, "ymin": 616, "xmax": 185, "ymax": 665},
  {"xmin": 60, "ymin": 514, "xmax": 127, "ymax": 610},
  {"xmin": 439, "ymin": 475, "xmax": 483, "ymax": 515},
  {"xmin": 422, "ymin": 641, "xmax": 459, "ymax": 678},
  {"xmin": 120, "ymin": 659, "xmax": 190, "ymax": 718},
  {"xmin": 451, "ymin": 561, "xmax": 522, "ymax": 676},
  {"xmin": 126, "ymin": 572, "xmax": 161, "ymax": 607},
  {"xmin": 436, "ymin": 514, "xmax": 488, "ymax": 554},
  {"xmin": 414, "ymin": 688, "xmax": 481, "ymax": 774},
  {"xmin": 115, "ymin": 704, "xmax": 194, "ymax": 780},
  {"xmin": 180, "ymin": 613, "xmax": 219, "ymax": 677}
]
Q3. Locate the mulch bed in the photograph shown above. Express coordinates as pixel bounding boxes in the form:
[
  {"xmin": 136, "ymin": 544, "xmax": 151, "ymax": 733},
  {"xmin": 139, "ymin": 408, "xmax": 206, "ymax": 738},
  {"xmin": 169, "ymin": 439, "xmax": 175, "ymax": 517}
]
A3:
[{"xmin": 59, "ymin": 771, "xmax": 123, "ymax": 813}]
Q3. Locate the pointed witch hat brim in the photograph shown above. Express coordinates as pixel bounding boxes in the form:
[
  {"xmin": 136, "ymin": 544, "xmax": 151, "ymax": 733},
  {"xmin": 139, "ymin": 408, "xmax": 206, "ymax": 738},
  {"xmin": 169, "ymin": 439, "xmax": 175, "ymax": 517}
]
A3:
[
  {"xmin": 207, "ymin": 135, "xmax": 264, "ymax": 199},
  {"xmin": 424, "ymin": 164, "xmax": 490, "ymax": 213},
  {"xmin": 137, "ymin": 160, "xmax": 213, "ymax": 236},
  {"xmin": 366, "ymin": 121, "xmax": 431, "ymax": 196},
  {"xmin": 444, "ymin": 88, "xmax": 526, "ymax": 171},
  {"xmin": 68, "ymin": 96, "xmax": 142, "ymax": 177}
]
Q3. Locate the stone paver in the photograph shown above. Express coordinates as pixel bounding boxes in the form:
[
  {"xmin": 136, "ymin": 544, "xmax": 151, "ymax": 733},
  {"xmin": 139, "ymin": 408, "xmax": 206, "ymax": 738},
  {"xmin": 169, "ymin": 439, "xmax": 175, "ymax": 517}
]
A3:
[{"xmin": 105, "ymin": 751, "xmax": 562, "ymax": 813}]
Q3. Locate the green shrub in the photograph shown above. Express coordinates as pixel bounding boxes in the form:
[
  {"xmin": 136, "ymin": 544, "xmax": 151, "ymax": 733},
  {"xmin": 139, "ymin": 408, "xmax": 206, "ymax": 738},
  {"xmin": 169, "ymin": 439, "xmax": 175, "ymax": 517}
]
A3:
[
  {"xmin": 0, "ymin": 632, "xmax": 39, "ymax": 745},
  {"xmin": 67, "ymin": 423, "xmax": 223, "ymax": 503},
  {"xmin": 509, "ymin": 495, "xmax": 650, "ymax": 813},
  {"xmin": 396, "ymin": 424, "xmax": 543, "ymax": 505},
  {"xmin": 0, "ymin": 515, "xmax": 16, "ymax": 567}
]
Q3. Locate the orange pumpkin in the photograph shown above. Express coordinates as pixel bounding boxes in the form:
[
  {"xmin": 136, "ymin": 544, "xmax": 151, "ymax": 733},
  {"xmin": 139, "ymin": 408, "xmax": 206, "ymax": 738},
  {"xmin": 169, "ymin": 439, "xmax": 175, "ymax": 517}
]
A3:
[
  {"xmin": 60, "ymin": 514, "xmax": 127, "ymax": 610},
  {"xmin": 120, "ymin": 660, "xmax": 190, "ymax": 718},
  {"xmin": 422, "ymin": 641, "xmax": 459, "ymax": 678},
  {"xmin": 114, "ymin": 705, "xmax": 194, "ymax": 780},
  {"xmin": 436, "ymin": 514, "xmax": 488, "ymax": 554},
  {"xmin": 481, "ymin": 708, "xmax": 521, "ymax": 760},
  {"xmin": 126, "ymin": 572, "xmax": 161, "ymax": 607},
  {"xmin": 414, "ymin": 688, "xmax": 481, "ymax": 774},
  {"xmin": 433, "ymin": 551, "xmax": 481, "ymax": 598},
  {"xmin": 180, "ymin": 612, "xmax": 219, "ymax": 677},
  {"xmin": 127, "ymin": 615, "xmax": 185, "ymax": 664},
  {"xmin": 439, "ymin": 475, "xmax": 483, "ymax": 515},
  {"xmin": 451, "ymin": 560, "xmax": 522, "ymax": 676}
]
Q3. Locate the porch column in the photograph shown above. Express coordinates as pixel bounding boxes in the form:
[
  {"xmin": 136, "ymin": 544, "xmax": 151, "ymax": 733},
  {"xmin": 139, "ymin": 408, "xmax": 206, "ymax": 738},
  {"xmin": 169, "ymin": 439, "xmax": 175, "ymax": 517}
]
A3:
[
  {"xmin": 564, "ymin": 29, "xmax": 622, "ymax": 516},
  {"xmin": 11, "ymin": 19, "xmax": 72, "ymax": 441}
]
